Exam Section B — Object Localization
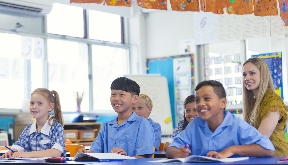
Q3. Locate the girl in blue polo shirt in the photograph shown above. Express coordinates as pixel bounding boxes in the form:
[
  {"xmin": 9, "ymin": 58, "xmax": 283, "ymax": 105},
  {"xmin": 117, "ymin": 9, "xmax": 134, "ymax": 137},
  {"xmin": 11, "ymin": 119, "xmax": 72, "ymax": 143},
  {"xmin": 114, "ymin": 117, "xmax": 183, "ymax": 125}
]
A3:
[{"xmin": 1, "ymin": 88, "xmax": 65, "ymax": 158}]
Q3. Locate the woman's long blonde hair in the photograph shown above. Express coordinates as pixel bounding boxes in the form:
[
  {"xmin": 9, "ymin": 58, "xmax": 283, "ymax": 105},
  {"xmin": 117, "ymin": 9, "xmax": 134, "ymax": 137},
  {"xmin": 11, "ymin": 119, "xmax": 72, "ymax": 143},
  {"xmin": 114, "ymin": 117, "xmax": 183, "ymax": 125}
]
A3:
[{"xmin": 242, "ymin": 58, "xmax": 274, "ymax": 127}]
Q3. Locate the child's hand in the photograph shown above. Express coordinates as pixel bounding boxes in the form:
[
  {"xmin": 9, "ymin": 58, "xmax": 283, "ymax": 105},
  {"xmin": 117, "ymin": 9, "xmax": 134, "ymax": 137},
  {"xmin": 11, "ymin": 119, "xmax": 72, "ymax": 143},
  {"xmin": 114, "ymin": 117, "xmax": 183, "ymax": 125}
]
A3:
[
  {"xmin": 206, "ymin": 149, "xmax": 233, "ymax": 158},
  {"xmin": 178, "ymin": 146, "xmax": 191, "ymax": 158},
  {"xmin": 78, "ymin": 148, "xmax": 88, "ymax": 153},
  {"xmin": 1, "ymin": 149, "xmax": 18, "ymax": 158},
  {"xmin": 111, "ymin": 148, "xmax": 127, "ymax": 156}
]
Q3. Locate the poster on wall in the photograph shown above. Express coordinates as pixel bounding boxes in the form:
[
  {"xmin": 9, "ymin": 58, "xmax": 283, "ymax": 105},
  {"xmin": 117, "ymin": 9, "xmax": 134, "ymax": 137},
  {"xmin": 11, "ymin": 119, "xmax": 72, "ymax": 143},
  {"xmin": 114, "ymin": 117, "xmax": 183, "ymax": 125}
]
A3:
[
  {"xmin": 147, "ymin": 54, "xmax": 194, "ymax": 128},
  {"xmin": 251, "ymin": 52, "xmax": 283, "ymax": 99}
]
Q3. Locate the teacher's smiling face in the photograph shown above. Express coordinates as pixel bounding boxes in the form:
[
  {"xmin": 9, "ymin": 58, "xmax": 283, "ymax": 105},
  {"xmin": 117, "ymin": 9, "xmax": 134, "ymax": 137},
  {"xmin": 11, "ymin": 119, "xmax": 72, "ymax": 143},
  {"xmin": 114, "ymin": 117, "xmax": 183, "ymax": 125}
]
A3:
[{"xmin": 242, "ymin": 62, "xmax": 261, "ymax": 94}]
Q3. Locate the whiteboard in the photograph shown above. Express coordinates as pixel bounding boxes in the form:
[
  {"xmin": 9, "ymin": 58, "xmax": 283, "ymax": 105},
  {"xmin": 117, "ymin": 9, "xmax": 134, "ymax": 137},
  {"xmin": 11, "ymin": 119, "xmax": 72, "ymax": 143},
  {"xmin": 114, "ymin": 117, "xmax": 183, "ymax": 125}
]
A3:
[{"xmin": 126, "ymin": 75, "xmax": 173, "ymax": 135}]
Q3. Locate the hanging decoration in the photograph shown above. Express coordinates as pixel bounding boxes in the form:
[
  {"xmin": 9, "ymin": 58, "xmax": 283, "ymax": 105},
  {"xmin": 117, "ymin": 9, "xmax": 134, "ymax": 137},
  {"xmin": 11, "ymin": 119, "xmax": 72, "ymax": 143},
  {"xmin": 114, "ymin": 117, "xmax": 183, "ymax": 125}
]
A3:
[
  {"xmin": 199, "ymin": 0, "xmax": 225, "ymax": 14},
  {"xmin": 70, "ymin": 0, "xmax": 288, "ymax": 26},
  {"xmin": 105, "ymin": 0, "xmax": 132, "ymax": 7},
  {"xmin": 70, "ymin": 0, "xmax": 104, "ymax": 4},
  {"xmin": 279, "ymin": 0, "xmax": 288, "ymax": 25},
  {"xmin": 138, "ymin": 0, "xmax": 167, "ymax": 10},
  {"xmin": 254, "ymin": 0, "xmax": 278, "ymax": 16},
  {"xmin": 170, "ymin": 0, "xmax": 199, "ymax": 11},
  {"xmin": 226, "ymin": 0, "xmax": 253, "ymax": 14}
]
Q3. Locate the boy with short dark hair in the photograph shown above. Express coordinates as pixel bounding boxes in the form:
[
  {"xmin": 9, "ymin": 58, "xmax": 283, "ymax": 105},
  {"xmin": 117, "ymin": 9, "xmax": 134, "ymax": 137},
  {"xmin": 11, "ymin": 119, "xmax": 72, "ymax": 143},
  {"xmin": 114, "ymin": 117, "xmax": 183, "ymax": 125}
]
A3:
[
  {"xmin": 166, "ymin": 80, "xmax": 275, "ymax": 158},
  {"xmin": 80, "ymin": 77, "xmax": 155, "ymax": 158}
]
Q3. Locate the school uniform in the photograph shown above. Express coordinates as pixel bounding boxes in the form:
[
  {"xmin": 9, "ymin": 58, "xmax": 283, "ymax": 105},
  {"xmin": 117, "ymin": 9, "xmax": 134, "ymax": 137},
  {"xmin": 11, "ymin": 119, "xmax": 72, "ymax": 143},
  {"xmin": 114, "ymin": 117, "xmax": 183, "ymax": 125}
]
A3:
[
  {"xmin": 169, "ymin": 111, "xmax": 275, "ymax": 156},
  {"xmin": 90, "ymin": 112, "xmax": 155, "ymax": 156},
  {"xmin": 12, "ymin": 120, "xmax": 66, "ymax": 157},
  {"xmin": 148, "ymin": 118, "xmax": 161, "ymax": 151}
]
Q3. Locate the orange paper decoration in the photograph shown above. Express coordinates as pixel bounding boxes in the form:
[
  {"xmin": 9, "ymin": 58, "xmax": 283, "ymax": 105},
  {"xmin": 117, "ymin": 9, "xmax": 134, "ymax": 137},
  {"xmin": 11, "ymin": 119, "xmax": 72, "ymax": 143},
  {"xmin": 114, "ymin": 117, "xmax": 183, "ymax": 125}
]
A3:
[
  {"xmin": 278, "ymin": 0, "xmax": 288, "ymax": 26},
  {"xmin": 170, "ymin": 0, "xmax": 199, "ymax": 11},
  {"xmin": 199, "ymin": 0, "xmax": 224, "ymax": 14},
  {"xmin": 227, "ymin": 0, "xmax": 253, "ymax": 15},
  {"xmin": 70, "ymin": 0, "xmax": 104, "ymax": 4},
  {"xmin": 254, "ymin": 0, "xmax": 278, "ymax": 16},
  {"xmin": 138, "ymin": 0, "xmax": 167, "ymax": 10},
  {"xmin": 105, "ymin": 0, "xmax": 132, "ymax": 6}
]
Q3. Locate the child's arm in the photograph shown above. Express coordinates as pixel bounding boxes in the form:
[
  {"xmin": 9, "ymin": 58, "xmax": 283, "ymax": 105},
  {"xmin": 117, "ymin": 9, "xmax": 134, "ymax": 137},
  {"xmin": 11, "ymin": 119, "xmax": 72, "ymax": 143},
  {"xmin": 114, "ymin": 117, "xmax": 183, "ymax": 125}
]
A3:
[
  {"xmin": 206, "ymin": 144, "xmax": 275, "ymax": 158},
  {"xmin": 10, "ymin": 149, "xmax": 61, "ymax": 158},
  {"xmin": 166, "ymin": 146, "xmax": 191, "ymax": 158}
]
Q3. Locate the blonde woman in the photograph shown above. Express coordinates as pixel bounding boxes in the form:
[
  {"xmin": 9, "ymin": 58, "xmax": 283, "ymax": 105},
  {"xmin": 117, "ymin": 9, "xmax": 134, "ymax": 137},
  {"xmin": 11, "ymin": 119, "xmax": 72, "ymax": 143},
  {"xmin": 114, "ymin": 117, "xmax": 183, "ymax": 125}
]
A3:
[{"xmin": 242, "ymin": 57, "xmax": 288, "ymax": 156}]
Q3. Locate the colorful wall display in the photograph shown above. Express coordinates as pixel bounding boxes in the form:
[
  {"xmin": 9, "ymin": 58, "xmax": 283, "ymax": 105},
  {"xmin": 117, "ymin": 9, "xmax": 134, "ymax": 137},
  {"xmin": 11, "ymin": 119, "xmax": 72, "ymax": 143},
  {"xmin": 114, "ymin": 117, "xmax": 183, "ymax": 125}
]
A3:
[
  {"xmin": 147, "ymin": 54, "xmax": 194, "ymax": 127},
  {"xmin": 252, "ymin": 52, "xmax": 283, "ymax": 99}
]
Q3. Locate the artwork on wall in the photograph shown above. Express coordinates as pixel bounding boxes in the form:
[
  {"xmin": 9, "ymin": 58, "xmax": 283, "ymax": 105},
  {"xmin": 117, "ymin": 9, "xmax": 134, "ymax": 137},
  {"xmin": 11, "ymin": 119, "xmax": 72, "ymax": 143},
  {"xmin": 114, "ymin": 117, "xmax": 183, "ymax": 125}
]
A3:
[{"xmin": 147, "ymin": 54, "xmax": 194, "ymax": 127}]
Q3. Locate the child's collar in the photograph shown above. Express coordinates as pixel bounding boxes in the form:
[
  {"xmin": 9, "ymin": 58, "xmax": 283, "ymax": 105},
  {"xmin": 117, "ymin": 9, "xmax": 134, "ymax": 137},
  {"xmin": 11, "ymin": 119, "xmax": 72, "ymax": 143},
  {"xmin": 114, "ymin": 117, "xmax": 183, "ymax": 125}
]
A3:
[{"xmin": 29, "ymin": 120, "xmax": 53, "ymax": 135}]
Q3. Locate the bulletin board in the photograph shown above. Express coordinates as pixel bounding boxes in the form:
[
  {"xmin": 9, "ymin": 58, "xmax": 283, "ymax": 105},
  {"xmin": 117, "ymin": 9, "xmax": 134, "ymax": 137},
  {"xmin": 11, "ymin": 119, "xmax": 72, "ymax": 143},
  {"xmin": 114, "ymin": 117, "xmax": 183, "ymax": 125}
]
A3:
[
  {"xmin": 126, "ymin": 75, "xmax": 173, "ymax": 135},
  {"xmin": 252, "ymin": 52, "xmax": 283, "ymax": 99},
  {"xmin": 146, "ymin": 54, "xmax": 194, "ymax": 128}
]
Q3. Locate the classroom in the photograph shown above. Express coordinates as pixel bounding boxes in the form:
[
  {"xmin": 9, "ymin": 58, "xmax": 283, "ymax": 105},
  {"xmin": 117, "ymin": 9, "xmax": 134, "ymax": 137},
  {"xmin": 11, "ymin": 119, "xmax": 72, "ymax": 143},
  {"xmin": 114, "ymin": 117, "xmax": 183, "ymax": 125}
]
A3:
[{"xmin": 0, "ymin": 0, "xmax": 288, "ymax": 164}]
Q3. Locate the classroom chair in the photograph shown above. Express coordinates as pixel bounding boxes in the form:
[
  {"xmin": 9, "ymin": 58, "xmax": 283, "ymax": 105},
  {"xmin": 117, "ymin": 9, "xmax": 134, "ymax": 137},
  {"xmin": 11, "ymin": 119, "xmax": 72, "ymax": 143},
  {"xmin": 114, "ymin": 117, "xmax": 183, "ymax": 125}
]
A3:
[
  {"xmin": 66, "ymin": 144, "xmax": 84, "ymax": 157},
  {"xmin": 159, "ymin": 142, "xmax": 165, "ymax": 151}
]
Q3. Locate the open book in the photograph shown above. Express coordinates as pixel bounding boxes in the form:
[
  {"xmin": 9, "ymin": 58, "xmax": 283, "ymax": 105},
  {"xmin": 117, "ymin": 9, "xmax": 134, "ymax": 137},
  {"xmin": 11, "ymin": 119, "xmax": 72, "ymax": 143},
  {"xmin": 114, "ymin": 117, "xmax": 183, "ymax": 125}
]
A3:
[
  {"xmin": 73, "ymin": 153, "xmax": 136, "ymax": 162},
  {"xmin": 149, "ymin": 155, "xmax": 249, "ymax": 163}
]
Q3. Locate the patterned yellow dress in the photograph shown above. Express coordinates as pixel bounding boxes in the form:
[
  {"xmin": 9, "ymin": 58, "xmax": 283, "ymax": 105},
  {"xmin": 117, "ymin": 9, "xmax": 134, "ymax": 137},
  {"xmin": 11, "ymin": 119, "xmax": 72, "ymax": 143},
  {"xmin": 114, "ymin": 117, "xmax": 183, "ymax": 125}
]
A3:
[{"xmin": 255, "ymin": 89, "xmax": 288, "ymax": 156}]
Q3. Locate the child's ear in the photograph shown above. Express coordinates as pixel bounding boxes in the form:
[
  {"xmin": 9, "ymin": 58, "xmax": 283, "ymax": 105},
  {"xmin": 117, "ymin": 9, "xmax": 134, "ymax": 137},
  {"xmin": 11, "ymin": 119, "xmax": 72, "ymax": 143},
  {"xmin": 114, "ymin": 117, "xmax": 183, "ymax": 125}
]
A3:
[
  {"xmin": 132, "ymin": 95, "xmax": 139, "ymax": 103},
  {"xmin": 220, "ymin": 97, "xmax": 227, "ymax": 109},
  {"xmin": 49, "ymin": 103, "xmax": 55, "ymax": 111}
]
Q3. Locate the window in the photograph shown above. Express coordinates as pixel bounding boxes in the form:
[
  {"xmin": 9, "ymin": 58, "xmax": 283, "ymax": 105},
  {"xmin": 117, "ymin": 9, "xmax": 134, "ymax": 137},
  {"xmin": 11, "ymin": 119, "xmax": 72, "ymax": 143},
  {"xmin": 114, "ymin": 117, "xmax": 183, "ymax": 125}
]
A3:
[
  {"xmin": 92, "ymin": 45, "xmax": 129, "ymax": 111},
  {"xmin": 47, "ymin": 3, "xmax": 84, "ymax": 38},
  {"xmin": 47, "ymin": 39, "xmax": 89, "ymax": 112},
  {"xmin": 0, "ymin": 33, "xmax": 44, "ymax": 109},
  {"xmin": 89, "ymin": 10, "xmax": 122, "ymax": 43}
]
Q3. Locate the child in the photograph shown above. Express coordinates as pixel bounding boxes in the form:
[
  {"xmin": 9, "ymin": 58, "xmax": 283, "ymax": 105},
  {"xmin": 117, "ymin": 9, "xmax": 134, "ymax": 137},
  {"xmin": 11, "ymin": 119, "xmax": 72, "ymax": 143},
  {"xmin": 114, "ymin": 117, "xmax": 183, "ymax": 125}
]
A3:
[
  {"xmin": 164, "ymin": 95, "xmax": 197, "ymax": 150},
  {"xmin": 79, "ymin": 77, "xmax": 155, "ymax": 158},
  {"xmin": 1, "ymin": 88, "xmax": 65, "ymax": 158},
  {"xmin": 166, "ymin": 80, "xmax": 275, "ymax": 158},
  {"xmin": 132, "ymin": 94, "xmax": 162, "ymax": 151}
]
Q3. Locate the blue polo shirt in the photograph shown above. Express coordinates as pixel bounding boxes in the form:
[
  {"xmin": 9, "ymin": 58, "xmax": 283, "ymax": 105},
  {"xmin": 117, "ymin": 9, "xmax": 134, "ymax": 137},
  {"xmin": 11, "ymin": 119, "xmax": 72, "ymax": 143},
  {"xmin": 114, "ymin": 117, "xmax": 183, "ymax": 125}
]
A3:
[
  {"xmin": 148, "ymin": 118, "xmax": 161, "ymax": 151},
  {"xmin": 170, "ymin": 111, "xmax": 275, "ymax": 156},
  {"xmin": 90, "ymin": 112, "xmax": 155, "ymax": 156}
]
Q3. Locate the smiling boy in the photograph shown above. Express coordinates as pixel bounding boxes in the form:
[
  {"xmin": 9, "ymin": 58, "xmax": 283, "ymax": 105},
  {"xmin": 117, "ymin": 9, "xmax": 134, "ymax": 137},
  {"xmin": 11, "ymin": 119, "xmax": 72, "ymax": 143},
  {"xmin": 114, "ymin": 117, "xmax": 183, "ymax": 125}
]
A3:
[
  {"xmin": 166, "ymin": 80, "xmax": 275, "ymax": 158},
  {"xmin": 79, "ymin": 77, "xmax": 155, "ymax": 158}
]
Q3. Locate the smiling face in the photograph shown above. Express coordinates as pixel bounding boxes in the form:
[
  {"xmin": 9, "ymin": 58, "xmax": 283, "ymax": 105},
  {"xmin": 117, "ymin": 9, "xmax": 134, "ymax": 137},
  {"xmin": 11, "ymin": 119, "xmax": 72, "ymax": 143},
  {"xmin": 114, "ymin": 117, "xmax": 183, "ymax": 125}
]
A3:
[
  {"xmin": 132, "ymin": 99, "xmax": 151, "ymax": 119},
  {"xmin": 195, "ymin": 85, "xmax": 226, "ymax": 125},
  {"xmin": 243, "ymin": 62, "xmax": 261, "ymax": 95},
  {"xmin": 185, "ymin": 102, "xmax": 197, "ymax": 123},
  {"xmin": 110, "ymin": 90, "xmax": 138, "ymax": 115},
  {"xmin": 30, "ymin": 93, "xmax": 54, "ymax": 123}
]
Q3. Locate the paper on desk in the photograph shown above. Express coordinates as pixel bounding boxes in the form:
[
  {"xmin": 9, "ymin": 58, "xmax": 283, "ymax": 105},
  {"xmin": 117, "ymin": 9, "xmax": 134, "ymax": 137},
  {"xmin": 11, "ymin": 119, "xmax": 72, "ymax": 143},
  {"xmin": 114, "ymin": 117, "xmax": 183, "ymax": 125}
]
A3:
[
  {"xmin": 149, "ymin": 155, "xmax": 249, "ymax": 163},
  {"xmin": 73, "ymin": 153, "xmax": 136, "ymax": 161}
]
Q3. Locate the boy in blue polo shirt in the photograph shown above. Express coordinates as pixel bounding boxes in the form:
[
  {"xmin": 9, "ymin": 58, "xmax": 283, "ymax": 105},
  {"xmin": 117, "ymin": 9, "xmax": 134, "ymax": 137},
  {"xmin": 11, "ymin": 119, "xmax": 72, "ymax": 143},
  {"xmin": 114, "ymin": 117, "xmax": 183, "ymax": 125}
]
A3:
[
  {"xmin": 166, "ymin": 80, "xmax": 275, "ymax": 158},
  {"xmin": 79, "ymin": 77, "xmax": 154, "ymax": 158}
]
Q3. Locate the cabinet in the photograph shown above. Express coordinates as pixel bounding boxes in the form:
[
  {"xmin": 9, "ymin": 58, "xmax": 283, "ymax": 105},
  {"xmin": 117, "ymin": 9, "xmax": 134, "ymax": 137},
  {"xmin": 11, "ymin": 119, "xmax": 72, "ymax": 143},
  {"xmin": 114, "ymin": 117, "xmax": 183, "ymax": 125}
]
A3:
[{"xmin": 64, "ymin": 122, "xmax": 101, "ymax": 146}]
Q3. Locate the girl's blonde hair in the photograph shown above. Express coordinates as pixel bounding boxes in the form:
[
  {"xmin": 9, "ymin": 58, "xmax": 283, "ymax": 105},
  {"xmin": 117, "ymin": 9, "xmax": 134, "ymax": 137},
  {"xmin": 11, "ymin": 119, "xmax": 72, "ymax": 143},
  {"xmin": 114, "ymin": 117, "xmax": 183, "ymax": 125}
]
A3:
[
  {"xmin": 31, "ymin": 88, "xmax": 64, "ymax": 126},
  {"xmin": 242, "ymin": 58, "xmax": 274, "ymax": 126},
  {"xmin": 139, "ymin": 94, "xmax": 153, "ymax": 109}
]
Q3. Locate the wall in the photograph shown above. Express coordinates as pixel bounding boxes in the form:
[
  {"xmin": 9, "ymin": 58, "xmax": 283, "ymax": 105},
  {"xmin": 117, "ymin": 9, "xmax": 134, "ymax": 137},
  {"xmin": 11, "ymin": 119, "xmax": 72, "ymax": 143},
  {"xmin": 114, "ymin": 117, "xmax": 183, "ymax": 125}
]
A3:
[{"xmin": 146, "ymin": 11, "xmax": 194, "ymax": 58}]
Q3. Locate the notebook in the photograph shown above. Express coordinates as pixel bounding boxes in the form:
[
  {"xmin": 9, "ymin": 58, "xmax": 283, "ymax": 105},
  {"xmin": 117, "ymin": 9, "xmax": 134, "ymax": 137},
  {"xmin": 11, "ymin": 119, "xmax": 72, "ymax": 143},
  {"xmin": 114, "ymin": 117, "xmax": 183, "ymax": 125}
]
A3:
[
  {"xmin": 149, "ymin": 155, "xmax": 249, "ymax": 163},
  {"xmin": 73, "ymin": 153, "xmax": 136, "ymax": 162}
]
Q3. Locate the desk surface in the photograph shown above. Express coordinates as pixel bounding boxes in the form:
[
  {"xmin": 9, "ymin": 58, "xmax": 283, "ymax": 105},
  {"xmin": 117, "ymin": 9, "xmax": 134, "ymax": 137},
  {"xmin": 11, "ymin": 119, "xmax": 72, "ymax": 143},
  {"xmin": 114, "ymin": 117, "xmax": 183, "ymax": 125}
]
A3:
[{"xmin": 0, "ymin": 157, "xmax": 287, "ymax": 165}]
